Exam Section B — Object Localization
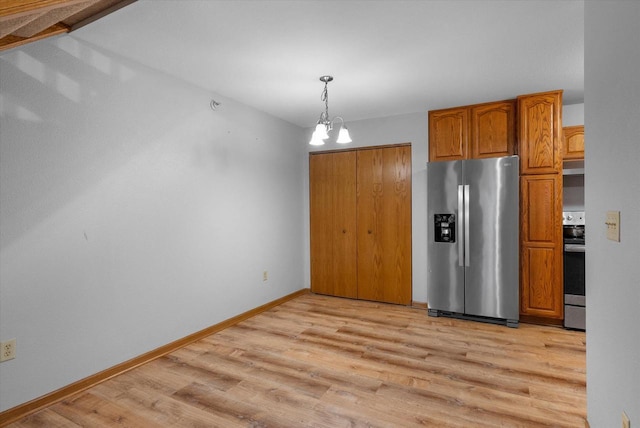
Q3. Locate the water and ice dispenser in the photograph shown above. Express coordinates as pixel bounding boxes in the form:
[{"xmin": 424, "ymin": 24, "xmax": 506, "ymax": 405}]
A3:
[{"xmin": 434, "ymin": 214, "xmax": 456, "ymax": 243}]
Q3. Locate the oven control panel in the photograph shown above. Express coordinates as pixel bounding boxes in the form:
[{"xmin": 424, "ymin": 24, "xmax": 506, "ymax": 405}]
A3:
[{"xmin": 563, "ymin": 211, "xmax": 585, "ymax": 226}]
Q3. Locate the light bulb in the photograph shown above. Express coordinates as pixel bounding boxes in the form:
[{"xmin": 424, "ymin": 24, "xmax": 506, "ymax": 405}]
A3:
[
  {"xmin": 314, "ymin": 123, "xmax": 329, "ymax": 140},
  {"xmin": 336, "ymin": 126, "xmax": 352, "ymax": 144},
  {"xmin": 309, "ymin": 130, "xmax": 325, "ymax": 146}
]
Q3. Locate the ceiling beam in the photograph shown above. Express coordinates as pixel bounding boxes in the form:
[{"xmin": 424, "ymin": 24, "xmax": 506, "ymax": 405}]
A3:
[
  {"xmin": 11, "ymin": 1, "xmax": 96, "ymax": 38},
  {"xmin": 0, "ymin": 0, "xmax": 89, "ymax": 18},
  {"xmin": 69, "ymin": 0, "xmax": 136, "ymax": 31},
  {"xmin": 0, "ymin": 11, "xmax": 47, "ymax": 38},
  {"xmin": 0, "ymin": 22, "xmax": 68, "ymax": 51},
  {"xmin": 0, "ymin": 0, "xmax": 136, "ymax": 52}
]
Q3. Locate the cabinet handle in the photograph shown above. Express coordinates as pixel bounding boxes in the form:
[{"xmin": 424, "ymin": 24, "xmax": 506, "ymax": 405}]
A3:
[
  {"xmin": 368, "ymin": 230, "xmax": 372, "ymax": 234},
  {"xmin": 342, "ymin": 229, "xmax": 347, "ymax": 234}
]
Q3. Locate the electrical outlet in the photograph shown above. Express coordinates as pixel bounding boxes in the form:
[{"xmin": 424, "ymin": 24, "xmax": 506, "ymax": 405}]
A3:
[
  {"xmin": 1, "ymin": 338, "xmax": 16, "ymax": 362},
  {"xmin": 263, "ymin": 270, "xmax": 268, "ymax": 282},
  {"xmin": 622, "ymin": 411, "xmax": 630, "ymax": 428},
  {"xmin": 606, "ymin": 211, "xmax": 621, "ymax": 242}
]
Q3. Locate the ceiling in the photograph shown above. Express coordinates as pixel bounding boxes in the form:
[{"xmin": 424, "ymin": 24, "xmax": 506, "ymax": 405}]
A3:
[{"xmin": 3, "ymin": 0, "xmax": 585, "ymax": 128}]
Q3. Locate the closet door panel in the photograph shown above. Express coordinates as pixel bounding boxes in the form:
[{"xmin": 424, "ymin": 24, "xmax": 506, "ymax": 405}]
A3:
[
  {"xmin": 357, "ymin": 146, "xmax": 412, "ymax": 305},
  {"xmin": 309, "ymin": 152, "xmax": 357, "ymax": 298}
]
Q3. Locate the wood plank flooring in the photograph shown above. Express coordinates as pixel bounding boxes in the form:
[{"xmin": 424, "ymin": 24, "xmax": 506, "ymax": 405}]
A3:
[{"xmin": 8, "ymin": 294, "xmax": 587, "ymax": 427}]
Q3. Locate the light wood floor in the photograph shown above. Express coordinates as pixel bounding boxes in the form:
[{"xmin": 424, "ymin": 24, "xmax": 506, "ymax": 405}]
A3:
[{"xmin": 9, "ymin": 293, "xmax": 587, "ymax": 427}]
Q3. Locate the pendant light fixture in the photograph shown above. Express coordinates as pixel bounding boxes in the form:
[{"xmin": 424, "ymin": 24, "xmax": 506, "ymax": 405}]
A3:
[{"xmin": 309, "ymin": 75, "xmax": 352, "ymax": 146}]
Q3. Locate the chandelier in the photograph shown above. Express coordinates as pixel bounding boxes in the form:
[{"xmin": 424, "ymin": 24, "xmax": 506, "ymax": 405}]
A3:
[{"xmin": 309, "ymin": 75, "xmax": 352, "ymax": 146}]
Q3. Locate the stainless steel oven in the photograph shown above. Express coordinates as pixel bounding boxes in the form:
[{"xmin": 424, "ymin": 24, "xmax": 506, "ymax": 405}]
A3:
[{"xmin": 563, "ymin": 211, "xmax": 585, "ymax": 330}]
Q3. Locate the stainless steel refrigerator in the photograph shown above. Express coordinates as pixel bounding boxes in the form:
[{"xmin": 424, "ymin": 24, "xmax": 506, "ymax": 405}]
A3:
[{"xmin": 427, "ymin": 155, "xmax": 519, "ymax": 327}]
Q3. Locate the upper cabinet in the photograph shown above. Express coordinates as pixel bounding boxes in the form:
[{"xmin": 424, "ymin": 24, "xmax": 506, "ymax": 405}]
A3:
[
  {"xmin": 517, "ymin": 90, "xmax": 563, "ymax": 175},
  {"xmin": 562, "ymin": 125, "xmax": 585, "ymax": 160},
  {"xmin": 428, "ymin": 107, "xmax": 469, "ymax": 161},
  {"xmin": 429, "ymin": 100, "xmax": 516, "ymax": 162},
  {"xmin": 470, "ymin": 100, "xmax": 517, "ymax": 159}
]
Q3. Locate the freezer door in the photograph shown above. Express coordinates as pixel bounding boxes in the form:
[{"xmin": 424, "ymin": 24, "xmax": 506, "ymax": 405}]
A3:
[
  {"xmin": 427, "ymin": 160, "xmax": 464, "ymax": 313},
  {"xmin": 463, "ymin": 156, "xmax": 519, "ymax": 320}
]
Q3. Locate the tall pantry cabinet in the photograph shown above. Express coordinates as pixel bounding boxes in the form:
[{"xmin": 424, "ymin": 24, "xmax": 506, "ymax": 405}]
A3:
[
  {"xmin": 309, "ymin": 145, "xmax": 412, "ymax": 305},
  {"xmin": 518, "ymin": 90, "xmax": 564, "ymax": 323}
]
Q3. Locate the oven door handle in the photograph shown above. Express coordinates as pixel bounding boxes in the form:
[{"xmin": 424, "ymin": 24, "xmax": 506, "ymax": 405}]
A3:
[{"xmin": 564, "ymin": 244, "xmax": 586, "ymax": 253}]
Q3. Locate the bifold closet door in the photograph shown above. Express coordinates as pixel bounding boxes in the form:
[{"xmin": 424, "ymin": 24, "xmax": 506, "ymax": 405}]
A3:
[
  {"xmin": 309, "ymin": 151, "xmax": 358, "ymax": 298},
  {"xmin": 357, "ymin": 146, "xmax": 412, "ymax": 305}
]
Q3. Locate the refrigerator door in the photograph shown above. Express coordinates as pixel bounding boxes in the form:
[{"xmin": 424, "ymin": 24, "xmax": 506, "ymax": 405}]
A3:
[
  {"xmin": 463, "ymin": 156, "xmax": 519, "ymax": 320},
  {"xmin": 427, "ymin": 160, "xmax": 464, "ymax": 314}
]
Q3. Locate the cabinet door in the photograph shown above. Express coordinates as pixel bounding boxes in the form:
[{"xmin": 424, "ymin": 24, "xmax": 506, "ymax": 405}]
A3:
[
  {"xmin": 518, "ymin": 91, "xmax": 563, "ymax": 174},
  {"xmin": 562, "ymin": 125, "xmax": 585, "ymax": 160},
  {"xmin": 429, "ymin": 107, "xmax": 469, "ymax": 161},
  {"xmin": 520, "ymin": 174, "xmax": 563, "ymax": 319},
  {"xmin": 309, "ymin": 152, "xmax": 357, "ymax": 298},
  {"xmin": 357, "ymin": 146, "xmax": 412, "ymax": 305},
  {"xmin": 470, "ymin": 100, "xmax": 516, "ymax": 159}
]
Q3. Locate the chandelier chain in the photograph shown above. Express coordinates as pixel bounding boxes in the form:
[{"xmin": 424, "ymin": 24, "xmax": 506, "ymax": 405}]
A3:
[{"xmin": 321, "ymin": 81, "xmax": 329, "ymax": 124}]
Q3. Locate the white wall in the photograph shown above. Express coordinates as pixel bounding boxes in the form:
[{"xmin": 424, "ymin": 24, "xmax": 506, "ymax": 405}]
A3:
[
  {"xmin": 304, "ymin": 113, "xmax": 429, "ymax": 304},
  {"xmin": 563, "ymin": 103, "xmax": 585, "ymax": 126},
  {"xmin": 0, "ymin": 36, "xmax": 306, "ymax": 411},
  {"xmin": 585, "ymin": 2, "xmax": 640, "ymax": 427}
]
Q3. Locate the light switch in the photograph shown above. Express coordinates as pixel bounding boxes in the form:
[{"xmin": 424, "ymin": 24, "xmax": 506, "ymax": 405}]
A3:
[{"xmin": 605, "ymin": 211, "xmax": 620, "ymax": 242}]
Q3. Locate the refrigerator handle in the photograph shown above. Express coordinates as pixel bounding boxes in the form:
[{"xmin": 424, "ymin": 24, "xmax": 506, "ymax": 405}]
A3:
[
  {"xmin": 464, "ymin": 184, "xmax": 470, "ymax": 267},
  {"xmin": 458, "ymin": 185, "xmax": 464, "ymax": 267}
]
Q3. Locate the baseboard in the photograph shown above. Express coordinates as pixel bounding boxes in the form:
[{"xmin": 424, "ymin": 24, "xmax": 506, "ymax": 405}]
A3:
[
  {"xmin": 411, "ymin": 300, "xmax": 428, "ymax": 310},
  {"xmin": 519, "ymin": 314, "xmax": 564, "ymax": 327},
  {"xmin": 0, "ymin": 288, "xmax": 310, "ymax": 427}
]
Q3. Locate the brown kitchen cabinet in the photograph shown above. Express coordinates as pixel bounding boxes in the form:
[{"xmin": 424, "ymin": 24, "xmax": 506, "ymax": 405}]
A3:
[
  {"xmin": 470, "ymin": 100, "xmax": 517, "ymax": 159},
  {"xmin": 518, "ymin": 89, "xmax": 564, "ymax": 324},
  {"xmin": 517, "ymin": 90, "xmax": 563, "ymax": 175},
  {"xmin": 519, "ymin": 174, "xmax": 564, "ymax": 321},
  {"xmin": 309, "ymin": 145, "xmax": 412, "ymax": 305},
  {"xmin": 428, "ymin": 107, "xmax": 468, "ymax": 161},
  {"xmin": 429, "ymin": 100, "xmax": 516, "ymax": 162},
  {"xmin": 562, "ymin": 125, "xmax": 585, "ymax": 160}
]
